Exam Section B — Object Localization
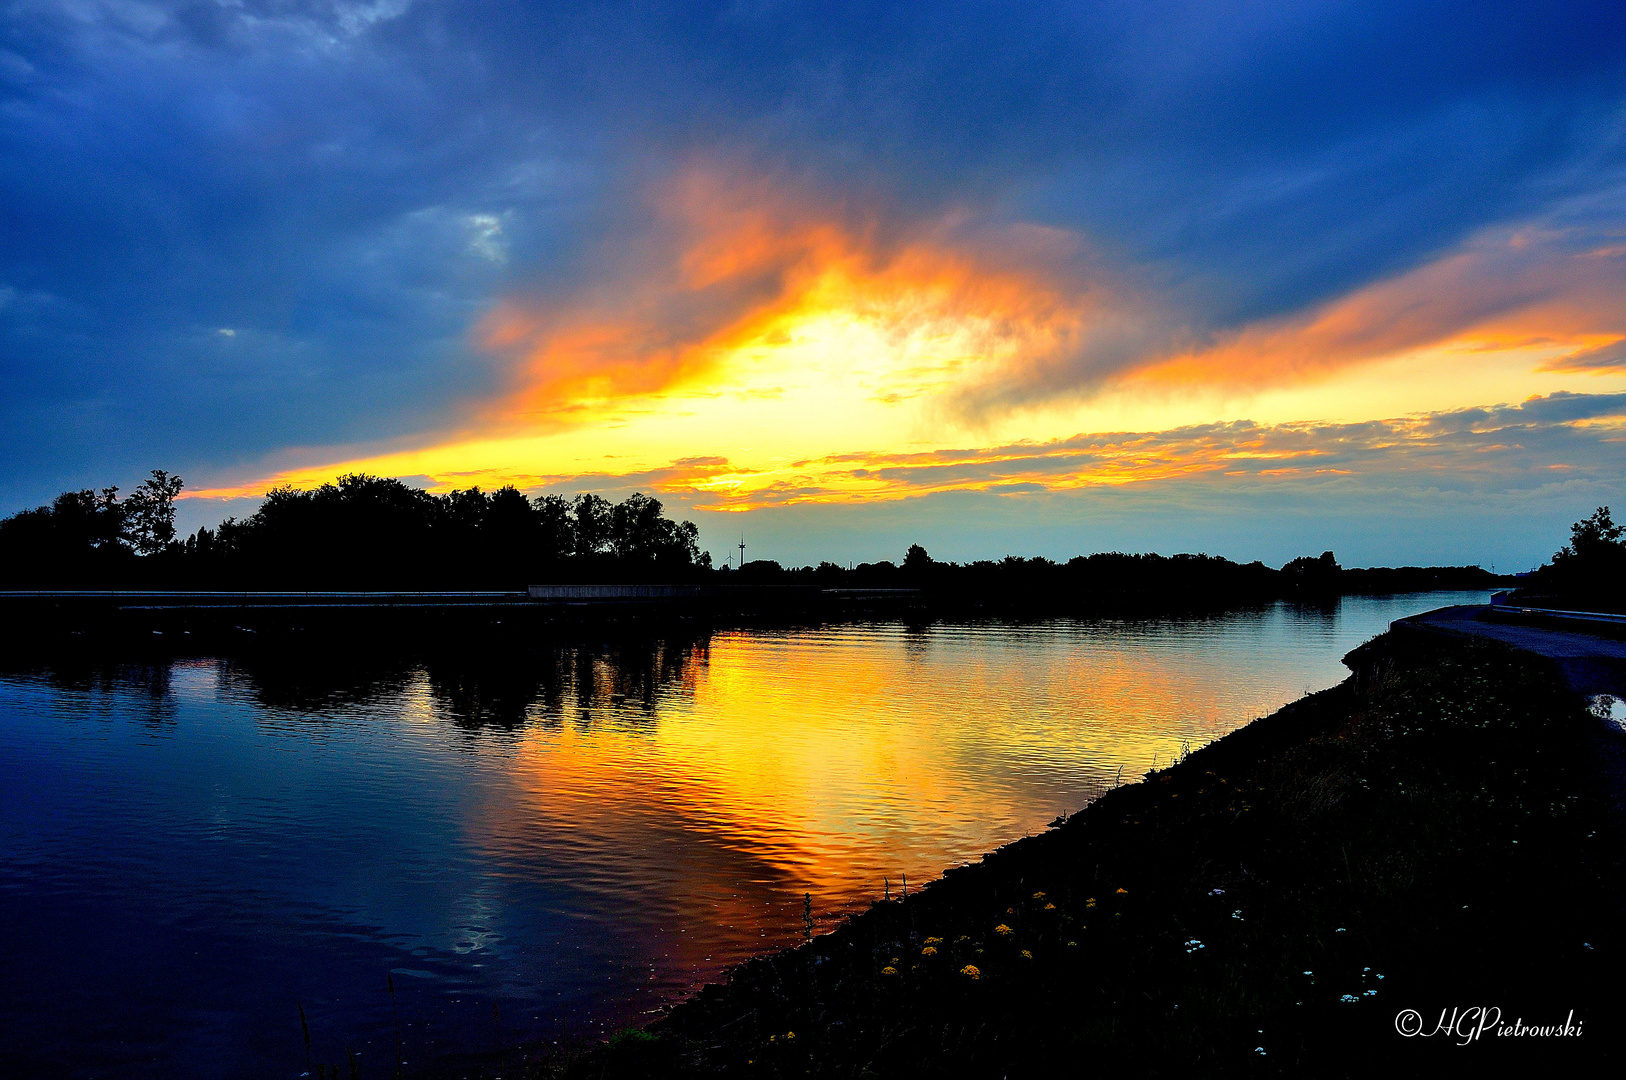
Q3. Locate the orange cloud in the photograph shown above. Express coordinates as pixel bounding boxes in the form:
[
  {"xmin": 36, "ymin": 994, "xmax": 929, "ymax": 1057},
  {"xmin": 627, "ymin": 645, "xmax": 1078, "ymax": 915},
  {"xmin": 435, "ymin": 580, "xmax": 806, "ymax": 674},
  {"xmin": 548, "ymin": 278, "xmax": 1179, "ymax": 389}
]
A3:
[
  {"xmin": 479, "ymin": 167, "xmax": 1626, "ymax": 432},
  {"xmin": 183, "ymin": 389, "xmax": 1626, "ymax": 509},
  {"xmin": 1122, "ymin": 223, "xmax": 1626, "ymax": 392},
  {"xmin": 1543, "ymin": 337, "xmax": 1626, "ymax": 373},
  {"xmin": 181, "ymin": 173, "xmax": 1626, "ymax": 509},
  {"xmin": 475, "ymin": 167, "xmax": 1101, "ymax": 424},
  {"xmin": 346, "ymin": 392, "xmax": 1619, "ymax": 513}
]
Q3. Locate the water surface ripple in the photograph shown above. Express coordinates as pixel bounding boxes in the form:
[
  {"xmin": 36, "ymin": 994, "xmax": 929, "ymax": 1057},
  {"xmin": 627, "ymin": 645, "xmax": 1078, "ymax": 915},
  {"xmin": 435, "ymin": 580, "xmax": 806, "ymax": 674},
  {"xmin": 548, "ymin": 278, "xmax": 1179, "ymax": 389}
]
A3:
[{"xmin": 0, "ymin": 594, "xmax": 1483, "ymax": 1077}]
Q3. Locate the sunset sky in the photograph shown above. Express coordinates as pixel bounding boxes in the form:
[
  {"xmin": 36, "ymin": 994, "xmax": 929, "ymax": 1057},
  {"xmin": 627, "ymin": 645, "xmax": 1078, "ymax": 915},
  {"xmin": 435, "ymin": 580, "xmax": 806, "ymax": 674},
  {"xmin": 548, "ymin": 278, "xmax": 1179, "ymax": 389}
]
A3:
[{"xmin": 4, "ymin": 1, "xmax": 1626, "ymax": 568}]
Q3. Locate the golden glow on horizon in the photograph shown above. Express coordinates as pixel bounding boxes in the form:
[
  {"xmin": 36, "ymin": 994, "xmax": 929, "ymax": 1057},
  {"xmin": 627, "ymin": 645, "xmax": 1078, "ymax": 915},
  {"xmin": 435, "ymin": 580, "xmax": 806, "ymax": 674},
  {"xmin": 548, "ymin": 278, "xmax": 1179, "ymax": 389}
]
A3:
[
  {"xmin": 182, "ymin": 340, "xmax": 1626, "ymax": 509},
  {"xmin": 475, "ymin": 170, "xmax": 1093, "ymax": 429},
  {"xmin": 182, "ymin": 174, "xmax": 1626, "ymax": 507}
]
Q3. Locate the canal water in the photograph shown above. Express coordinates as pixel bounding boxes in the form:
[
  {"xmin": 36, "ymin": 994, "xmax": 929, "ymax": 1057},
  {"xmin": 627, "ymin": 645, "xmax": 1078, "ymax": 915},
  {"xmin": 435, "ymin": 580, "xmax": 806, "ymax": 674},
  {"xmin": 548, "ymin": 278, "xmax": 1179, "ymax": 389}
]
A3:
[{"xmin": 0, "ymin": 593, "xmax": 1484, "ymax": 1077}]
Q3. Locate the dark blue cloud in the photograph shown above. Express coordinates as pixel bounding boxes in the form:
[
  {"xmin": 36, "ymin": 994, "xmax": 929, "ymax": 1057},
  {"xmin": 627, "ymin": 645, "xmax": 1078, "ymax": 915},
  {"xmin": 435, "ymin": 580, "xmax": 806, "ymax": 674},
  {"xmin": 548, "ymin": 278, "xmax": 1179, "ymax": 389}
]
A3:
[
  {"xmin": 3, "ymin": 0, "xmax": 1625, "ymax": 507},
  {"xmin": 0, "ymin": 0, "xmax": 575, "ymax": 500},
  {"xmin": 1500, "ymin": 390, "xmax": 1626, "ymax": 424}
]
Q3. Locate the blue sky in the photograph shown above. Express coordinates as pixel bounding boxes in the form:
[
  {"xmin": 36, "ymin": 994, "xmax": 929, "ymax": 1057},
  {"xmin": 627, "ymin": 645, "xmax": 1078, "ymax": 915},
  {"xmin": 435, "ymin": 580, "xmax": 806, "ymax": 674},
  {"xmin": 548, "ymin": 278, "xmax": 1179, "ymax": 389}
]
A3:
[{"xmin": 4, "ymin": 1, "xmax": 1626, "ymax": 568}]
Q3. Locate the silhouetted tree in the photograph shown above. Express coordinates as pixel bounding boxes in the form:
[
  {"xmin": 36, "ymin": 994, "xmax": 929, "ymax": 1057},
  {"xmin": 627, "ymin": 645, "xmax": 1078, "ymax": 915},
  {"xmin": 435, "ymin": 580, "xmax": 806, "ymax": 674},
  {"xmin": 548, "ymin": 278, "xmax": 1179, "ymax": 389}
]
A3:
[
  {"xmin": 533, "ymin": 495, "xmax": 574, "ymax": 562},
  {"xmin": 737, "ymin": 560, "xmax": 785, "ymax": 579},
  {"xmin": 1517, "ymin": 506, "xmax": 1626, "ymax": 612},
  {"xmin": 1281, "ymin": 550, "xmax": 1342, "ymax": 595},
  {"xmin": 484, "ymin": 485, "xmax": 540, "ymax": 568},
  {"xmin": 607, "ymin": 493, "xmax": 707, "ymax": 570},
  {"xmin": 1556, "ymin": 506, "xmax": 1623, "ymax": 564},
  {"xmin": 571, "ymin": 494, "xmax": 613, "ymax": 558},
  {"xmin": 123, "ymin": 470, "xmax": 184, "ymax": 555},
  {"xmin": 0, "ymin": 481, "xmax": 152, "ymax": 584},
  {"xmin": 903, "ymin": 544, "xmax": 934, "ymax": 572}
]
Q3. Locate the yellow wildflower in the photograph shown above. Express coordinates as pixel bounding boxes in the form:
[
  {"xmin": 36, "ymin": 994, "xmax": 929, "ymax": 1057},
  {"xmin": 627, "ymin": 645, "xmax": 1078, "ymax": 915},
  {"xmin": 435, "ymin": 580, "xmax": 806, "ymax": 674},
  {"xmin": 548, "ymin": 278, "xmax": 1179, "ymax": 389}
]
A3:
[
  {"xmin": 784, "ymin": 1032, "xmax": 795, "ymax": 1041},
  {"xmin": 921, "ymin": 946, "xmax": 938, "ymax": 957},
  {"xmin": 1115, "ymin": 888, "xmax": 1129, "ymax": 895},
  {"xmin": 960, "ymin": 964, "xmax": 981, "ymax": 980},
  {"xmin": 994, "ymin": 923, "xmax": 1014, "ymax": 936},
  {"xmin": 1044, "ymin": 903, "xmax": 1056, "ymax": 911},
  {"xmin": 925, "ymin": 936, "xmax": 943, "ymax": 946},
  {"xmin": 1020, "ymin": 949, "xmax": 1034, "ymax": 960},
  {"xmin": 1085, "ymin": 898, "xmax": 1097, "ymax": 908},
  {"xmin": 1031, "ymin": 891, "xmax": 1047, "ymax": 901},
  {"xmin": 881, "ymin": 965, "xmax": 898, "ymax": 976}
]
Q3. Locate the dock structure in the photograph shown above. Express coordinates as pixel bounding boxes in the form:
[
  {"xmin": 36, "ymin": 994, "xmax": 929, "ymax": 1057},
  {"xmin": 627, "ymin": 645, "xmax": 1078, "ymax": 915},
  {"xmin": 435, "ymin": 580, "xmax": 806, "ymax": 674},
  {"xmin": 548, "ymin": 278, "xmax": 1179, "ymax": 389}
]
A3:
[
  {"xmin": 0, "ymin": 590, "xmax": 530, "ymax": 610},
  {"xmin": 527, "ymin": 584, "xmax": 708, "ymax": 601},
  {"xmin": 0, "ymin": 585, "xmax": 922, "ymax": 641},
  {"xmin": 0, "ymin": 584, "xmax": 914, "ymax": 608}
]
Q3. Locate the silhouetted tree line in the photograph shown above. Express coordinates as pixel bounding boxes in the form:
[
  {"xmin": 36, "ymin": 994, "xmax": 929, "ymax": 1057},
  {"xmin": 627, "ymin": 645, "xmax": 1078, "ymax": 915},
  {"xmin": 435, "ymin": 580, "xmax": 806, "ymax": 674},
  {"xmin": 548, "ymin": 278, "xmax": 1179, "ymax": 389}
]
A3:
[
  {"xmin": 0, "ymin": 472, "xmax": 709, "ymax": 588},
  {"xmin": 727, "ymin": 542, "xmax": 1502, "ymax": 610},
  {"xmin": 1512, "ymin": 506, "xmax": 1626, "ymax": 613},
  {"xmin": 0, "ymin": 470, "xmax": 185, "ymax": 586},
  {"xmin": 1, "ymin": 470, "xmax": 1507, "ymax": 601}
]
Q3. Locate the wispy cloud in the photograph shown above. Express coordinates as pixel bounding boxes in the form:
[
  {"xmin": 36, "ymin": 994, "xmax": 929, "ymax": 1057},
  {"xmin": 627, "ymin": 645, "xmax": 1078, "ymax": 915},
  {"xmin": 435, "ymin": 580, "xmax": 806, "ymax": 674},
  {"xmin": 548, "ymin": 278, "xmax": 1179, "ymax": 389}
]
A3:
[
  {"xmin": 957, "ymin": 205, "xmax": 1626, "ymax": 411},
  {"xmin": 1542, "ymin": 337, "xmax": 1626, "ymax": 374}
]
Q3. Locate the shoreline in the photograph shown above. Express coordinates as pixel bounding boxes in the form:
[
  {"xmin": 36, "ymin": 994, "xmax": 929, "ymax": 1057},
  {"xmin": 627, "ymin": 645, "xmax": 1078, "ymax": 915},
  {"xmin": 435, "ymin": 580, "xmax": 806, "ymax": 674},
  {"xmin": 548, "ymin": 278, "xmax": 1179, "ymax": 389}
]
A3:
[
  {"xmin": 545, "ymin": 627, "xmax": 1625, "ymax": 1077},
  {"xmin": 0, "ymin": 586, "xmax": 1494, "ymax": 653}
]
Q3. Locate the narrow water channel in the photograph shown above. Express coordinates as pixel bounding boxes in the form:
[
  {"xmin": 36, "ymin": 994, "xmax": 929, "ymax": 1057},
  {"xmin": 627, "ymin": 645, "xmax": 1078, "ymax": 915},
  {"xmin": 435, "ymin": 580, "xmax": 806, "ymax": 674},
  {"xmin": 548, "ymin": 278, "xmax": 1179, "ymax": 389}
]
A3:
[{"xmin": 0, "ymin": 592, "xmax": 1486, "ymax": 1077}]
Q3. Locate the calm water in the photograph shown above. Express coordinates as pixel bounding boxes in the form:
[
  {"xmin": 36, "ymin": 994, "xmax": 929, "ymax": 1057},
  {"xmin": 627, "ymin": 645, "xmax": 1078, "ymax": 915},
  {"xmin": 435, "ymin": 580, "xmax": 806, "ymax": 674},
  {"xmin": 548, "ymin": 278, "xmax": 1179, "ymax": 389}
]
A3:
[{"xmin": 0, "ymin": 593, "xmax": 1483, "ymax": 1077}]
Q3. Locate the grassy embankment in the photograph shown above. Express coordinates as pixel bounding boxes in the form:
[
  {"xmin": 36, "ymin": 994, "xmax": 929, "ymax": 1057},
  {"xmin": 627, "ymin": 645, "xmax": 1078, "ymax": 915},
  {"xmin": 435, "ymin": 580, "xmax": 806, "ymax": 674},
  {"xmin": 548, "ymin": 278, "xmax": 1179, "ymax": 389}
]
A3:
[{"xmin": 552, "ymin": 629, "xmax": 1622, "ymax": 1077}]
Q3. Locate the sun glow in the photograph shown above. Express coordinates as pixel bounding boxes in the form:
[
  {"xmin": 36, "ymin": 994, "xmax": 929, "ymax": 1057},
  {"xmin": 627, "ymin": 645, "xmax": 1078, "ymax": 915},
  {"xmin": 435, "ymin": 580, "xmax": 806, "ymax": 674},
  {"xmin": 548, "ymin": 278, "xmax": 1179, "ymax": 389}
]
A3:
[{"xmin": 183, "ymin": 172, "xmax": 1626, "ymax": 511}]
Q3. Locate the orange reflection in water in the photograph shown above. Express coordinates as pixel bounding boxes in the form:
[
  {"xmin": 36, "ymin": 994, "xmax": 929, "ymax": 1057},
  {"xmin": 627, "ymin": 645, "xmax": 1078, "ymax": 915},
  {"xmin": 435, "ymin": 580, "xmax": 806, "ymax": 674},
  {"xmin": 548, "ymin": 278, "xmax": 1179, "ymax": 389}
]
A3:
[{"xmin": 457, "ymin": 615, "xmax": 1379, "ymax": 1006}]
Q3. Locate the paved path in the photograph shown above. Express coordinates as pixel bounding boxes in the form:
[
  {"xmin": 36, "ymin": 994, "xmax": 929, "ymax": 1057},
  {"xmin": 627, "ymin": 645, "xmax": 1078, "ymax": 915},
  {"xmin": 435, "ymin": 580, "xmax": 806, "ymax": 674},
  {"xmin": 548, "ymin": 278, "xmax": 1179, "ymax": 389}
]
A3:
[
  {"xmin": 1396, "ymin": 604, "xmax": 1626, "ymax": 845},
  {"xmin": 1396, "ymin": 605, "xmax": 1626, "ymax": 701}
]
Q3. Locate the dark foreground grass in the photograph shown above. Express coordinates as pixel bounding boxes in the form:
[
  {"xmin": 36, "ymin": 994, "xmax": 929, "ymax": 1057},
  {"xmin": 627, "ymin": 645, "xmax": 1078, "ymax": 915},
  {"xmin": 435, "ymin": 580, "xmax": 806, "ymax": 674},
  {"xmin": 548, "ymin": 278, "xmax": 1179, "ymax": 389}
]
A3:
[{"xmin": 535, "ymin": 631, "xmax": 1624, "ymax": 1078}]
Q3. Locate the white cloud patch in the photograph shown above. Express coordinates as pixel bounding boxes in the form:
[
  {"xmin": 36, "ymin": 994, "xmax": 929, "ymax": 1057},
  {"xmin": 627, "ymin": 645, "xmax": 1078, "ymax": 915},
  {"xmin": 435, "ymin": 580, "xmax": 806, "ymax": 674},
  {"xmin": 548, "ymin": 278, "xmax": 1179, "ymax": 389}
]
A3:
[{"xmin": 465, "ymin": 213, "xmax": 508, "ymax": 263}]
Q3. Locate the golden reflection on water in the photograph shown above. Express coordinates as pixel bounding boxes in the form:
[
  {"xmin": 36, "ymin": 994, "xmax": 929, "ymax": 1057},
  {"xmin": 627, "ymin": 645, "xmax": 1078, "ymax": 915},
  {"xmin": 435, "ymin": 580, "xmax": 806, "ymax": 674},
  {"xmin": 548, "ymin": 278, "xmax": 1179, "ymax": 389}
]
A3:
[
  {"xmin": 0, "ymin": 596, "xmax": 1489, "ymax": 1063},
  {"xmin": 460, "ymin": 616, "xmax": 1369, "ymax": 993}
]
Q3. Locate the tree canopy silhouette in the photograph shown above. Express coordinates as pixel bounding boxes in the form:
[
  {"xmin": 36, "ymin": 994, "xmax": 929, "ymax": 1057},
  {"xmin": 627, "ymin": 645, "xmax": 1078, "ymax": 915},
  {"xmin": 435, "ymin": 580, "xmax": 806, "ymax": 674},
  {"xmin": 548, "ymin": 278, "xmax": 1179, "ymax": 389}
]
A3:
[
  {"xmin": 1515, "ymin": 506, "xmax": 1626, "ymax": 612},
  {"xmin": 0, "ymin": 470, "xmax": 182, "ymax": 586},
  {"xmin": 0, "ymin": 473, "xmax": 709, "ymax": 588},
  {"xmin": 2, "ymin": 470, "xmax": 1504, "ymax": 604}
]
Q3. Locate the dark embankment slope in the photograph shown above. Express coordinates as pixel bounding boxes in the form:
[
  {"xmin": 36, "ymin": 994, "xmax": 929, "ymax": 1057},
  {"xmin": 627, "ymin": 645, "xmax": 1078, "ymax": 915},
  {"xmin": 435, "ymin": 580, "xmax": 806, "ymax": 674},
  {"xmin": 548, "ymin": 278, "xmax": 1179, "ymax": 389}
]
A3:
[{"xmin": 569, "ymin": 632, "xmax": 1624, "ymax": 1077}]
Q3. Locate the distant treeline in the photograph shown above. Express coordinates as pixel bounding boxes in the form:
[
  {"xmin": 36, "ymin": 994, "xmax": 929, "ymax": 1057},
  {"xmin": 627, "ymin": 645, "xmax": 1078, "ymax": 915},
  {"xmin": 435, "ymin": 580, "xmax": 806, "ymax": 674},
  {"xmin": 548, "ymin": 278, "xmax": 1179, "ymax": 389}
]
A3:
[
  {"xmin": 733, "ymin": 545, "xmax": 1501, "ymax": 610},
  {"xmin": 0, "ymin": 471, "xmax": 1507, "ymax": 603}
]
